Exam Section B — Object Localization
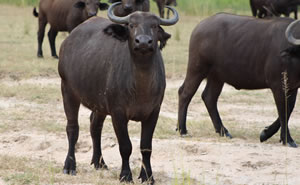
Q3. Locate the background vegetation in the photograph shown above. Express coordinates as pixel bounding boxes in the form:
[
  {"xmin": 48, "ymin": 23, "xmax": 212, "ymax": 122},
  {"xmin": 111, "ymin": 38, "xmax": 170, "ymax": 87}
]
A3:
[{"xmin": 0, "ymin": 0, "xmax": 251, "ymax": 16}]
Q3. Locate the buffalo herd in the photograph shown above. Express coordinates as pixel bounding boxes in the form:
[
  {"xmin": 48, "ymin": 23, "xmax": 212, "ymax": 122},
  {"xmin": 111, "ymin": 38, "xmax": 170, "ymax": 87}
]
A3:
[{"xmin": 30, "ymin": 0, "xmax": 300, "ymax": 183}]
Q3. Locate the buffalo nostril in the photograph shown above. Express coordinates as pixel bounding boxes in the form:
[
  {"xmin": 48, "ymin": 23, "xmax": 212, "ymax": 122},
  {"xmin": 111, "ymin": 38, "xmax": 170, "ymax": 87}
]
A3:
[
  {"xmin": 135, "ymin": 39, "xmax": 140, "ymax": 43},
  {"xmin": 88, "ymin": 12, "xmax": 97, "ymax": 17},
  {"xmin": 148, "ymin": 40, "xmax": 152, "ymax": 44}
]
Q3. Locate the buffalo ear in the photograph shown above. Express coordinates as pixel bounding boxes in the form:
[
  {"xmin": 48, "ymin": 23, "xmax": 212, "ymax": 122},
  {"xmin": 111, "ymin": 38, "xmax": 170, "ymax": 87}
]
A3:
[
  {"xmin": 158, "ymin": 26, "xmax": 171, "ymax": 50},
  {"xmin": 74, "ymin": 1, "xmax": 85, "ymax": 9},
  {"xmin": 281, "ymin": 46, "xmax": 300, "ymax": 58},
  {"xmin": 103, "ymin": 24, "xmax": 129, "ymax": 42},
  {"xmin": 99, "ymin": 2, "xmax": 109, "ymax": 10},
  {"xmin": 108, "ymin": 0, "xmax": 120, "ymax": 3}
]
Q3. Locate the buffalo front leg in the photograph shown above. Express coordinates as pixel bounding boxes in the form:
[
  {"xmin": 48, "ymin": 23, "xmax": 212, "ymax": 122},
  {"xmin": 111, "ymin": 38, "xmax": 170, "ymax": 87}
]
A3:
[
  {"xmin": 138, "ymin": 110, "xmax": 160, "ymax": 184},
  {"xmin": 261, "ymin": 89, "xmax": 298, "ymax": 147},
  {"xmin": 201, "ymin": 77, "xmax": 232, "ymax": 138},
  {"xmin": 111, "ymin": 111, "xmax": 133, "ymax": 182},
  {"xmin": 90, "ymin": 111, "xmax": 107, "ymax": 169},
  {"xmin": 37, "ymin": 16, "xmax": 47, "ymax": 58},
  {"xmin": 271, "ymin": 88, "xmax": 297, "ymax": 147},
  {"xmin": 61, "ymin": 81, "xmax": 81, "ymax": 175},
  {"xmin": 48, "ymin": 28, "xmax": 58, "ymax": 58}
]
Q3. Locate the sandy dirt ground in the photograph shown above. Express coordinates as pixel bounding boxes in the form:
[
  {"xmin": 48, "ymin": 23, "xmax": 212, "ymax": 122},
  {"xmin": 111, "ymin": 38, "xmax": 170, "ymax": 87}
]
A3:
[
  {"xmin": 1, "ymin": 77, "xmax": 300, "ymax": 185},
  {"xmin": 1, "ymin": 130, "xmax": 300, "ymax": 184}
]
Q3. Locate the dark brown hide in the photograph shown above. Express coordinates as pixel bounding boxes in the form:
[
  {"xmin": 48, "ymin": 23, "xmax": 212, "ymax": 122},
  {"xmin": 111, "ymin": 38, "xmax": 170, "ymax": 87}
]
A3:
[
  {"xmin": 58, "ymin": 10, "xmax": 175, "ymax": 183},
  {"xmin": 250, "ymin": 0, "xmax": 299, "ymax": 19},
  {"xmin": 108, "ymin": 0, "xmax": 150, "ymax": 16},
  {"xmin": 178, "ymin": 13, "xmax": 300, "ymax": 148},
  {"xmin": 153, "ymin": 0, "xmax": 177, "ymax": 18},
  {"xmin": 33, "ymin": 0, "xmax": 108, "ymax": 58}
]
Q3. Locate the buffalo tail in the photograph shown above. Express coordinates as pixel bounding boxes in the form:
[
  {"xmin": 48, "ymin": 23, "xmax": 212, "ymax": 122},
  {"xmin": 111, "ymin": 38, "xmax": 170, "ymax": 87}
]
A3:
[{"xmin": 33, "ymin": 7, "xmax": 39, "ymax": 17}]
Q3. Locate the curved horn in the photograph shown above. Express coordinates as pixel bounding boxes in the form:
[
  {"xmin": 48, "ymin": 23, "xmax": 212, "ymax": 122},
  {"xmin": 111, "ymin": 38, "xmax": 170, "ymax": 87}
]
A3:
[
  {"xmin": 159, "ymin": 6, "xmax": 179, "ymax": 26},
  {"xmin": 285, "ymin": 20, "xmax": 300, "ymax": 45},
  {"xmin": 107, "ymin": 2, "xmax": 130, "ymax": 24}
]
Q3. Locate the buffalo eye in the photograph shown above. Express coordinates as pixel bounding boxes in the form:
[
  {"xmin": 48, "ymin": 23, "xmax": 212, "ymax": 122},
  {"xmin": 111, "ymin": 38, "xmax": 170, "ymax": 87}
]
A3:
[
  {"xmin": 151, "ymin": 24, "xmax": 158, "ymax": 29},
  {"xmin": 129, "ymin": 23, "xmax": 137, "ymax": 29}
]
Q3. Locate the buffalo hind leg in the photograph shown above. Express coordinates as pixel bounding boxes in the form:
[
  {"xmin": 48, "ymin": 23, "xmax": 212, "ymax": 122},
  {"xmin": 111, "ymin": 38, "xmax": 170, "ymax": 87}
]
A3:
[
  {"xmin": 271, "ymin": 88, "xmax": 297, "ymax": 147},
  {"xmin": 138, "ymin": 109, "xmax": 159, "ymax": 184},
  {"xmin": 261, "ymin": 89, "xmax": 298, "ymax": 147},
  {"xmin": 61, "ymin": 81, "xmax": 80, "ymax": 175},
  {"xmin": 37, "ymin": 15, "xmax": 47, "ymax": 58},
  {"xmin": 202, "ymin": 77, "xmax": 232, "ymax": 138},
  {"xmin": 111, "ymin": 111, "xmax": 133, "ymax": 182},
  {"xmin": 178, "ymin": 63, "xmax": 209, "ymax": 135},
  {"xmin": 48, "ymin": 28, "xmax": 58, "ymax": 58},
  {"xmin": 90, "ymin": 111, "xmax": 107, "ymax": 169}
]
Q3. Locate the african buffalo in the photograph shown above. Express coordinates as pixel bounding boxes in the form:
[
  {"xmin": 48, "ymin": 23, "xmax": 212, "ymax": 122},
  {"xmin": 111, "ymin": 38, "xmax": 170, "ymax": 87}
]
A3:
[
  {"xmin": 33, "ymin": 0, "xmax": 109, "ymax": 58},
  {"xmin": 108, "ymin": 0, "xmax": 150, "ymax": 16},
  {"xmin": 153, "ymin": 0, "xmax": 177, "ymax": 18},
  {"xmin": 177, "ymin": 14, "xmax": 300, "ymax": 148},
  {"xmin": 58, "ymin": 2, "xmax": 178, "ymax": 183},
  {"xmin": 250, "ymin": 0, "xmax": 299, "ymax": 19}
]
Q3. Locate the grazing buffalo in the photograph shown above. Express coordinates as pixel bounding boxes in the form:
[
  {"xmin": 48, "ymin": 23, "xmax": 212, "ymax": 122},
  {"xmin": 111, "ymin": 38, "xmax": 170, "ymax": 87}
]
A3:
[
  {"xmin": 250, "ymin": 0, "xmax": 299, "ymax": 19},
  {"xmin": 177, "ymin": 13, "xmax": 300, "ymax": 147},
  {"xmin": 33, "ymin": 0, "xmax": 109, "ymax": 58},
  {"xmin": 108, "ymin": 0, "xmax": 150, "ymax": 16},
  {"xmin": 153, "ymin": 0, "xmax": 177, "ymax": 18},
  {"xmin": 58, "ymin": 2, "xmax": 178, "ymax": 183}
]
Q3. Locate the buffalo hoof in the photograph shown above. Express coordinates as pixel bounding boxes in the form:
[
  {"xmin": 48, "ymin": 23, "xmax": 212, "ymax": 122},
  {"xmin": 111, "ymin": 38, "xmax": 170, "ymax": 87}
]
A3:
[
  {"xmin": 138, "ymin": 168, "xmax": 154, "ymax": 185},
  {"xmin": 94, "ymin": 163, "xmax": 108, "ymax": 170},
  {"xmin": 279, "ymin": 138, "xmax": 298, "ymax": 148},
  {"xmin": 179, "ymin": 129, "xmax": 188, "ymax": 136},
  {"xmin": 287, "ymin": 141, "xmax": 298, "ymax": 148},
  {"xmin": 260, "ymin": 129, "xmax": 269, "ymax": 142},
  {"xmin": 63, "ymin": 169, "xmax": 76, "ymax": 176},
  {"xmin": 120, "ymin": 171, "xmax": 133, "ymax": 183},
  {"xmin": 91, "ymin": 155, "xmax": 108, "ymax": 170},
  {"xmin": 282, "ymin": 139, "xmax": 298, "ymax": 148},
  {"xmin": 218, "ymin": 129, "xmax": 232, "ymax": 139},
  {"xmin": 37, "ymin": 54, "xmax": 43, "ymax": 58},
  {"xmin": 225, "ymin": 132, "xmax": 233, "ymax": 139}
]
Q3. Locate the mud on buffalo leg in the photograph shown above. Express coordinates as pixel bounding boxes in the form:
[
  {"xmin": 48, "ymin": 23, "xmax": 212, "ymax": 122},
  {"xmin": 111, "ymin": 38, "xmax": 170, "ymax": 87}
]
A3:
[
  {"xmin": 271, "ymin": 88, "xmax": 297, "ymax": 147},
  {"xmin": 138, "ymin": 109, "xmax": 160, "ymax": 184},
  {"xmin": 90, "ymin": 111, "xmax": 107, "ymax": 169},
  {"xmin": 261, "ymin": 89, "xmax": 298, "ymax": 146},
  {"xmin": 37, "ymin": 15, "xmax": 47, "ymax": 58},
  {"xmin": 48, "ymin": 28, "xmax": 58, "ymax": 58},
  {"xmin": 61, "ymin": 81, "xmax": 80, "ymax": 175},
  {"xmin": 177, "ymin": 56, "xmax": 209, "ymax": 135},
  {"xmin": 111, "ymin": 111, "xmax": 133, "ymax": 182},
  {"xmin": 201, "ymin": 76, "xmax": 232, "ymax": 138}
]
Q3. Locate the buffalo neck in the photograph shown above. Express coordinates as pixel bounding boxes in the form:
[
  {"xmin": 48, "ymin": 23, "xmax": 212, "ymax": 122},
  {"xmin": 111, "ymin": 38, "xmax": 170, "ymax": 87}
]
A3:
[{"xmin": 130, "ymin": 50, "xmax": 164, "ymax": 96}]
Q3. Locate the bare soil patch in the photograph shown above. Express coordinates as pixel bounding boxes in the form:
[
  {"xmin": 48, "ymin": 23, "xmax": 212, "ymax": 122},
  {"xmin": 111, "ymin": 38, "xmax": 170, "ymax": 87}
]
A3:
[{"xmin": 1, "ymin": 77, "xmax": 300, "ymax": 184}]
